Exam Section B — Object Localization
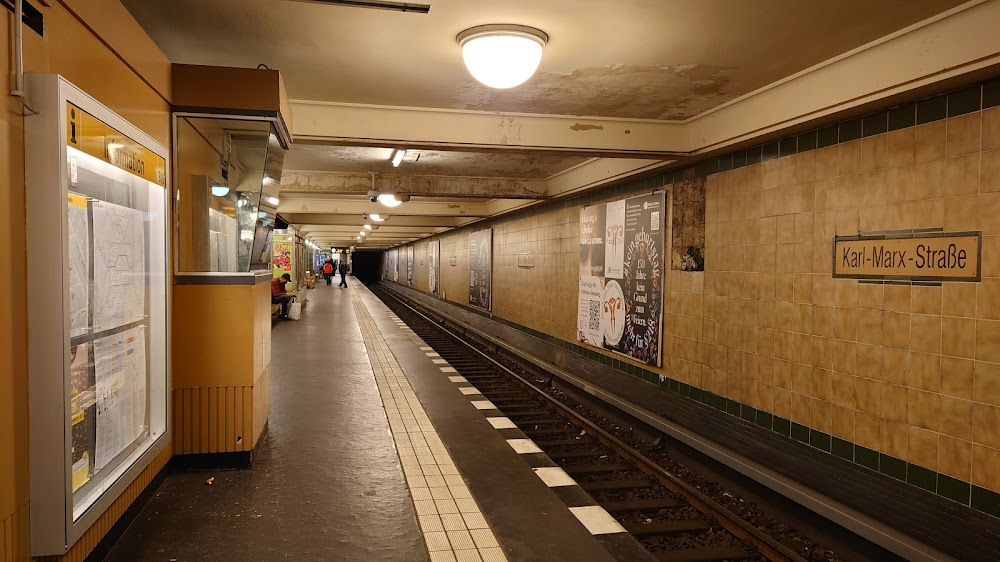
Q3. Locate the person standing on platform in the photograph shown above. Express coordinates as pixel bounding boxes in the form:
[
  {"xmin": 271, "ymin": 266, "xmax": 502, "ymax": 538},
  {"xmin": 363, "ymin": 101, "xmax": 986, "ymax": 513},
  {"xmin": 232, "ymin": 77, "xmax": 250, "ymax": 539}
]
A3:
[
  {"xmin": 339, "ymin": 260, "xmax": 349, "ymax": 288},
  {"xmin": 322, "ymin": 259, "xmax": 335, "ymax": 286},
  {"xmin": 272, "ymin": 273, "xmax": 294, "ymax": 318}
]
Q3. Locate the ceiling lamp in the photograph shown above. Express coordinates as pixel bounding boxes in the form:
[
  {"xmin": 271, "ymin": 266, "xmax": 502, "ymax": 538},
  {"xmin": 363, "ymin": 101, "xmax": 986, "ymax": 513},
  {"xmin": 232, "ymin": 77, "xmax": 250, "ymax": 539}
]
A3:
[
  {"xmin": 211, "ymin": 185, "xmax": 230, "ymax": 197},
  {"xmin": 391, "ymin": 149, "xmax": 406, "ymax": 167},
  {"xmin": 364, "ymin": 224, "xmax": 372, "ymax": 230},
  {"xmin": 458, "ymin": 24, "xmax": 548, "ymax": 89},
  {"xmin": 266, "ymin": 196, "xmax": 280, "ymax": 206},
  {"xmin": 378, "ymin": 193, "xmax": 408, "ymax": 207},
  {"xmin": 369, "ymin": 213, "xmax": 385, "ymax": 222}
]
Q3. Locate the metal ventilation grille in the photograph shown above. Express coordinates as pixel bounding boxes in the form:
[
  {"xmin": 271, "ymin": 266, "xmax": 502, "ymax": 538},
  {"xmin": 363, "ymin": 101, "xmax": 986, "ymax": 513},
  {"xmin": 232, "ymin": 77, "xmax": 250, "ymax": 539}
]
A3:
[{"xmin": 288, "ymin": 0, "xmax": 430, "ymax": 13}]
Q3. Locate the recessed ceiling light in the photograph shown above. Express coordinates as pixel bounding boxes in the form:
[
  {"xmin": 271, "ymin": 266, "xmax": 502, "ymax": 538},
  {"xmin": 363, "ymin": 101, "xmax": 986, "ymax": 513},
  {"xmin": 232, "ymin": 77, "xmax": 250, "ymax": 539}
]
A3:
[
  {"xmin": 458, "ymin": 25, "xmax": 547, "ymax": 89},
  {"xmin": 391, "ymin": 149, "xmax": 406, "ymax": 167}
]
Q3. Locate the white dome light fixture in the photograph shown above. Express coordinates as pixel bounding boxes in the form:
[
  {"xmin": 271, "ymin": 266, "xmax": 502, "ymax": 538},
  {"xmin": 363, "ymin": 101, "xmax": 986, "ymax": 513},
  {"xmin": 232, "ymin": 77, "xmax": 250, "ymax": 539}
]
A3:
[
  {"xmin": 377, "ymin": 193, "xmax": 408, "ymax": 208},
  {"xmin": 457, "ymin": 24, "xmax": 548, "ymax": 89}
]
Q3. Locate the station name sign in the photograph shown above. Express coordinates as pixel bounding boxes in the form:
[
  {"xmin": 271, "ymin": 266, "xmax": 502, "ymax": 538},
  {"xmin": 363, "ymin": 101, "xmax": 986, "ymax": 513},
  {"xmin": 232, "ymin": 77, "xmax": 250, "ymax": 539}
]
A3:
[{"xmin": 833, "ymin": 231, "xmax": 981, "ymax": 282}]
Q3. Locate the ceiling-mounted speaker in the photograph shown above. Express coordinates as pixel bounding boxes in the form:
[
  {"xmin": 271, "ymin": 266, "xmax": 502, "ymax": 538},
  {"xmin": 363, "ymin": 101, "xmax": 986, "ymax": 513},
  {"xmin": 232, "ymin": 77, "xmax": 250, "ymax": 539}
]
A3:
[{"xmin": 287, "ymin": 0, "xmax": 430, "ymax": 13}]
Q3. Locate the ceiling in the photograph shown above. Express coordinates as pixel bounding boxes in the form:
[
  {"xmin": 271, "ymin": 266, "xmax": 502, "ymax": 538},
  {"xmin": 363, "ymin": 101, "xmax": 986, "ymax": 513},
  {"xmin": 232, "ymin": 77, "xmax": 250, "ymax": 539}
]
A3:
[{"xmin": 122, "ymin": 0, "xmax": 973, "ymax": 250}]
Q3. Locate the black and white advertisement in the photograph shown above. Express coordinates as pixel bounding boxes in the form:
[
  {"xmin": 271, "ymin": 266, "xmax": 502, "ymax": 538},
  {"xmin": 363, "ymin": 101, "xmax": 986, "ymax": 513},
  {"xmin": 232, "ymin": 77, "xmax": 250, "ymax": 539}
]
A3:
[
  {"xmin": 429, "ymin": 239, "xmax": 440, "ymax": 295},
  {"xmin": 577, "ymin": 192, "xmax": 664, "ymax": 366},
  {"xmin": 407, "ymin": 245, "xmax": 414, "ymax": 286},
  {"xmin": 469, "ymin": 228, "xmax": 492, "ymax": 311}
]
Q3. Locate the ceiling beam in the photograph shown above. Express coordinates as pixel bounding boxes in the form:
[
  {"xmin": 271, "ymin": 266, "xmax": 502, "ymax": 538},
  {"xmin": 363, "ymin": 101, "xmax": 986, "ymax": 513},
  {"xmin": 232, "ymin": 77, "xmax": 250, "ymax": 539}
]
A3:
[
  {"xmin": 280, "ymin": 213, "xmax": 477, "ymax": 227},
  {"xmin": 277, "ymin": 196, "xmax": 489, "ymax": 217},
  {"xmin": 280, "ymin": 171, "xmax": 549, "ymax": 199}
]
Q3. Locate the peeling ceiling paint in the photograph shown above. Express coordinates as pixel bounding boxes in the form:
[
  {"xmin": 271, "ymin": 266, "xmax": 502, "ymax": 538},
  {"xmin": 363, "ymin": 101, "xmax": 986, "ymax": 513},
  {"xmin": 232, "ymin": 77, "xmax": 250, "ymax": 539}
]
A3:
[{"xmin": 455, "ymin": 64, "xmax": 737, "ymax": 120}]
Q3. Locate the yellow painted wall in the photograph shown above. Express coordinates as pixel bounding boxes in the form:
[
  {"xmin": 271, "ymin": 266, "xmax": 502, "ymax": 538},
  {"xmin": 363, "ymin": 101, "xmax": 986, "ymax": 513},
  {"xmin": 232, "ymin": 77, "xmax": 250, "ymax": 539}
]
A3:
[
  {"xmin": 395, "ymin": 103, "xmax": 1000, "ymax": 497},
  {"xmin": 1, "ymin": 2, "xmax": 171, "ymax": 560}
]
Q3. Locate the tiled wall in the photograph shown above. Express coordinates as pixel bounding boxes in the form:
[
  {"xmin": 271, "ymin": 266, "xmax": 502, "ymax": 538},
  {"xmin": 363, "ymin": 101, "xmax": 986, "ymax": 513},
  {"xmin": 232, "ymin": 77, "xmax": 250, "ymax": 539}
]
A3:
[{"xmin": 389, "ymin": 80, "xmax": 1000, "ymax": 517}]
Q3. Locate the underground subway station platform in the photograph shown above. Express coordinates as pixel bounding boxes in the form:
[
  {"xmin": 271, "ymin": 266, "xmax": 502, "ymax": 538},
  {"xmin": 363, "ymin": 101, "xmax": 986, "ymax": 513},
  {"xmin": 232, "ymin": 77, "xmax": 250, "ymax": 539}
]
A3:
[{"xmin": 2, "ymin": 1, "xmax": 1000, "ymax": 561}]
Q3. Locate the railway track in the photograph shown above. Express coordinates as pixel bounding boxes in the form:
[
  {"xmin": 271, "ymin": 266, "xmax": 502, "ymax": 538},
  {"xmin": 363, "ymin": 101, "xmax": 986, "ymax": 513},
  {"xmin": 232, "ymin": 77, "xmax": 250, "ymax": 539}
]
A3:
[{"xmin": 373, "ymin": 285, "xmax": 812, "ymax": 562}]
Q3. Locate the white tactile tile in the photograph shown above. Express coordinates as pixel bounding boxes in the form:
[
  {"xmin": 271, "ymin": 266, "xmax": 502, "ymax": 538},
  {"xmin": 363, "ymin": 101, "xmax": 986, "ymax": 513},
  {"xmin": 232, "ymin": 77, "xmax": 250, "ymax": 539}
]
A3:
[
  {"xmin": 350, "ymin": 286, "xmax": 505, "ymax": 562},
  {"xmin": 532, "ymin": 467, "xmax": 577, "ymax": 487},
  {"xmin": 447, "ymin": 530, "xmax": 477, "ymax": 550},
  {"xmin": 419, "ymin": 514, "xmax": 444, "ymax": 533},
  {"xmin": 425, "ymin": 352, "xmax": 441, "ymax": 357},
  {"xmin": 440, "ymin": 513, "xmax": 466, "ymax": 531},
  {"xmin": 471, "ymin": 400, "xmax": 497, "ymax": 410},
  {"xmin": 506, "ymin": 439, "xmax": 543, "ymax": 454},
  {"xmin": 425, "ymin": 531, "xmax": 452, "ymax": 551},
  {"xmin": 478, "ymin": 547, "xmax": 508, "ymax": 562},
  {"xmin": 486, "ymin": 417, "xmax": 517, "ymax": 429},
  {"xmin": 568, "ymin": 506, "xmax": 628, "ymax": 535},
  {"xmin": 459, "ymin": 387, "xmax": 482, "ymax": 395},
  {"xmin": 469, "ymin": 529, "xmax": 500, "ymax": 549},
  {"xmin": 454, "ymin": 549, "xmax": 482, "ymax": 562}
]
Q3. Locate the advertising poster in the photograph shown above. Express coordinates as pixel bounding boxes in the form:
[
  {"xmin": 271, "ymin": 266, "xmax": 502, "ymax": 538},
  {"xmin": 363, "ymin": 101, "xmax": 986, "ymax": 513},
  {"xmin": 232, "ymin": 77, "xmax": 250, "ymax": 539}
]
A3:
[
  {"xmin": 577, "ymin": 193, "xmax": 664, "ymax": 366},
  {"xmin": 272, "ymin": 233, "xmax": 294, "ymax": 284},
  {"xmin": 390, "ymin": 248, "xmax": 399, "ymax": 282},
  {"xmin": 469, "ymin": 228, "xmax": 492, "ymax": 311},
  {"xmin": 605, "ymin": 199, "xmax": 626, "ymax": 279},
  {"xmin": 580, "ymin": 204, "xmax": 606, "ymax": 278},
  {"xmin": 407, "ymin": 245, "xmax": 414, "ymax": 286},
  {"xmin": 429, "ymin": 240, "xmax": 440, "ymax": 295}
]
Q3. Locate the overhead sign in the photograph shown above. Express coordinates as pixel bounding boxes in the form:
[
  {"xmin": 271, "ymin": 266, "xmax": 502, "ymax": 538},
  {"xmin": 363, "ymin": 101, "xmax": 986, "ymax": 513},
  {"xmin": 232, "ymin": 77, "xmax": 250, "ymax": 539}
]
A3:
[
  {"xmin": 66, "ymin": 103, "xmax": 167, "ymax": 187},
  {"xmin": 833, "ymin": 231, "xmax": 981, "ymax": 282}
]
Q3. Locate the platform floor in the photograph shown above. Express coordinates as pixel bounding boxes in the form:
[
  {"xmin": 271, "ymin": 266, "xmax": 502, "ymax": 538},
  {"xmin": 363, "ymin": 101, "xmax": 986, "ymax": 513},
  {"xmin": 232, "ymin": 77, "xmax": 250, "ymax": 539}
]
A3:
[{"xmin": 104, "ymin": 281, "xmax": 619, "ymax": 561}]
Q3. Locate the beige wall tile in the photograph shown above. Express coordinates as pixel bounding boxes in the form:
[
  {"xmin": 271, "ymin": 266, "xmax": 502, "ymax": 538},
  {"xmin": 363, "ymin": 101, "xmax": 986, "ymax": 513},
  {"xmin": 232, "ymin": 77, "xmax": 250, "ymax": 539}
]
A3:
[
  {"xmin": 976, "ymin": 319, "xmax": 1000, "ymax": 363},
  {"xmin": 971, "ymin": 444, "xmax": 1000, "ymax": 492},
  {"xmin": 856, "ymin": 411, "xmax": 881, "ymax": 449},
  {"xmin": 939, "ymin": 395, "xmax": 973, "ymax": 441},
  {"xmin": 979, "ymin": 278, "xmax": 1000, "ymax": 321},
  {"xmin": 855, "ymin": 377, "xmax": 882, "ymax": 414},
  {"xmin": 944, "ymin": 153, "xmax": 980, "ymax": 197},
  {"xmin": 838, "ymin": 140, "xmax": 863, "ymax": 176},
  {"xmin": 857, "ymin": 344, "xmax": 883, "ymax": 380},
  {"xmin": 882, "ymin": 383, "xmax": 909, "ymax": 422},
  {"xmin": 791, "ymin": 391, "xmax": 811, "ymax": 425},
  {"xmin": 941, "ymin": 357, "xmax": 975, "ymax": 400},
  {"xmin": 908, "ymin": 426, "xmax": 939, "ymax": 469},
  {"xmin": 982, "ymin": 237, "xmax": 1000, "ymax": 277},
  {"xmin": 886, "ymin": 129, "xmax": 915, "ymax": 168},
  {"xmin": 831, "ymin": 404, "xmax": 855, "ymax": 440},
  {"xmin": 982, "ymin": 192, "xmax": 1000, "ymax": 234},
  {"xmin": 883, "ymin": 285, "xmax": 911, "ymax": 313},
  {"xmin": 886, "ymin": 165, "xmax": 916, "ymax": 203},
  {"xmin": 913, "ymin": 159, "xmax": 946, "ymax": 201},
  {"xmin": 944, "ymin": 195, "xmax": 979, "ymax": 231},
  {"xmin": 942, "ymin": 283, "xmax": 977, "ymax": 318},
  {"xmin": 909, "ymin": 314, "xmax": 942, "ymax": 354},
  {"xmin": 942, "ymin": 316, "xmax": 976, "ymax": 359},
  {"xmin": 811, "ymin": 398, "xmax": 832, "ymax": 432},
  {"xmin": 983, "ymin": 107, "xmax": 1000, "ymax": 152},
  {"xmin": 862, "ymin": 135, "xmax": 888, "ymax": 172},
  {"xmin": 915, "ymin": 121, "xmax": 946, "ymax": 163},
  {"xmin": 882, "ymin": 348, "xmax": 911, "ymax": 385},
  {"xmin": 882, "ymin": 419, "xmax": 909, "ymax": 458},
  {"xmin": 815, "ymin": 146, "xmax": 839, "ymax": 179},
  {"xmin": 908, "ymin": 389, "xmax": 940, "ymax": 431},
  {"xmin": 980, "ymin": 147, "xmax": 999, "ymax": 190},
  {"xmin": 973, "ymin": 403, "xmax": 1000, "ymax": 449},
  {"xmin": 909, "ymin": 352, "xmax": 941, "ymax": 393},
  {"xmin": 857, "ymin": 283, "xmax": 884, "ymax": 310},
  {"xmin": 883, "ymin": 312, "xmax": 910, "ymax": 349},
  {"xmin": 938, "ymin": 436, "xmax": 972, "ymax": 480},
  {"xmin": 974, "ymin": 360, "xmax": 1000, "ymax": 406},
  {"xmin": 831, "ymin": 372, "xmax": 856, "ymax": 407},
  {"xmin": 946, "ymin": 112, "xmax": 982, "ymax": 157}
]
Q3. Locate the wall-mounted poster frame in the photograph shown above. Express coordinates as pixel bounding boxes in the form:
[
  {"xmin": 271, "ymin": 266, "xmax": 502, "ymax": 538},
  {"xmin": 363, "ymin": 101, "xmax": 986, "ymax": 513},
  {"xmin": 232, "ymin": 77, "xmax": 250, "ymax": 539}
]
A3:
[
  {"xmin": 469, "ymin": 228, "xmax": 492, "ymax": 311},
  {"xmin": 577, "ymin": 192, "xmax": 665, "ymax": 367},
  {"xmin": 407, "ymin": 245, "xmax": 414, "ymax": 286},
  {"xmin": 24, "ymin": 74, "xmax": 171, "ymax": 556},
  {"xmin": 429, "ymin": 239, "xmax": 440, "ymax": 295}
]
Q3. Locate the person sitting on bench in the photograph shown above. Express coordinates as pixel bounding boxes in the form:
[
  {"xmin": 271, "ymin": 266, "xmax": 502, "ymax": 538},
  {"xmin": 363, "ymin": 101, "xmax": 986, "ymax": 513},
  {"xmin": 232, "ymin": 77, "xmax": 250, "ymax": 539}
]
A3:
[{"xmin": 271, "ymin": 273, "xmax": 294, "ymax": 319}]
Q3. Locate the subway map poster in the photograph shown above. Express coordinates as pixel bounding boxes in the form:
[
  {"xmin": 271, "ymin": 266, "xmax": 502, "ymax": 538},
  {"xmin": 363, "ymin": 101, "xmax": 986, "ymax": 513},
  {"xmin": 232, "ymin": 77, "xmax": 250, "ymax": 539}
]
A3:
[{"xmin": 577, "ymin": 192, "xmax": 665, "ymax": 366}]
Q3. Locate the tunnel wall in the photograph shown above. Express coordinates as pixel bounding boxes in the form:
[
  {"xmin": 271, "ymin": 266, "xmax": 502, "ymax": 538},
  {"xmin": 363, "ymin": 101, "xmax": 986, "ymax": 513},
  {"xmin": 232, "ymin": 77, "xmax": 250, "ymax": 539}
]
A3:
[{"xmin": 385, "ymin": 81, "xmax": 1000, "ymax": 515}]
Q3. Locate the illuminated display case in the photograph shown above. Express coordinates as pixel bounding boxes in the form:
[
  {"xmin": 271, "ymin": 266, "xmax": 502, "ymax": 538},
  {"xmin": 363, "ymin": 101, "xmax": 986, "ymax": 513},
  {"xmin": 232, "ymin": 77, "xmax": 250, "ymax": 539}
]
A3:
[{"xmin": 24, "ymin": 74, "xmax": 170, "ymax": 556}]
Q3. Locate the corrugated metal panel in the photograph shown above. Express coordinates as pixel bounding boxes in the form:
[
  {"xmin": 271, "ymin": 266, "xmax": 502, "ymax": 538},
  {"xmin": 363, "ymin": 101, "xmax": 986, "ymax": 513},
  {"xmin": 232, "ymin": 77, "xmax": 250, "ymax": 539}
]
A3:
[
  {"xmin": 173, "ymin": 386, "xmax": 255, "ymax": 454},
  {"xmin": 0, "ymin": 503, "xmax": 29, "ymax": 562}
]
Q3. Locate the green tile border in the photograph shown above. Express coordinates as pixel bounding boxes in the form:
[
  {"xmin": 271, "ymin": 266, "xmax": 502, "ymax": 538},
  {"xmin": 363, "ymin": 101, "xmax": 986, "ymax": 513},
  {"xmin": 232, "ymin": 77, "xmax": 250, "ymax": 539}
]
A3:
[{"xmin": 692, "ymin": 78, "xmax": 997, "ymax": 179}]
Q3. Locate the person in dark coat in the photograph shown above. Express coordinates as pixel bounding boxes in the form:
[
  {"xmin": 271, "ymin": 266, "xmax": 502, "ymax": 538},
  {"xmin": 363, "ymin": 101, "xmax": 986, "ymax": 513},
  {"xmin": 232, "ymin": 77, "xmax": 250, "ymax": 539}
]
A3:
[{"xmin": 338, "ymin": 260, "xmax": 349, "ymax": 287}]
